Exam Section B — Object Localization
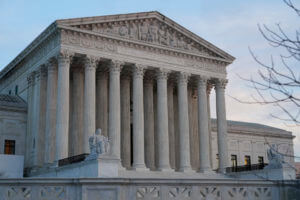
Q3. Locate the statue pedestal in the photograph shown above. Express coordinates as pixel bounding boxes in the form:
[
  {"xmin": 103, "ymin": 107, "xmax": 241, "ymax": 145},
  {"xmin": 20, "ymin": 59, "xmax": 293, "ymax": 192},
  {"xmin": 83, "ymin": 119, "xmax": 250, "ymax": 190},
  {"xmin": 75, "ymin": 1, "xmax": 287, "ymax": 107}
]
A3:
[
  {"xmin": 80, "ymin": 156, "xmax": 120, "ymax": 178},
  {"xmin": 30, "ymin": 156, "xmax": 121, "ymax": 178}
]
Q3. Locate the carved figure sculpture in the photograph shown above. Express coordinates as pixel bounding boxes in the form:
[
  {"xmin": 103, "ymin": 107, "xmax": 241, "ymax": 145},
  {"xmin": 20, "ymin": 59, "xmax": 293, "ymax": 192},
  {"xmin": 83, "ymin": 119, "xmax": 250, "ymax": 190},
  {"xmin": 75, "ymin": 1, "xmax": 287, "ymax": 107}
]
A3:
[
  {"xmin": 85, "ymin": 128, "xmax": 110, "ymax": 160},
  {"xmin": 265, "ymin": 144, "xmax": 283, "ymax": 169}
]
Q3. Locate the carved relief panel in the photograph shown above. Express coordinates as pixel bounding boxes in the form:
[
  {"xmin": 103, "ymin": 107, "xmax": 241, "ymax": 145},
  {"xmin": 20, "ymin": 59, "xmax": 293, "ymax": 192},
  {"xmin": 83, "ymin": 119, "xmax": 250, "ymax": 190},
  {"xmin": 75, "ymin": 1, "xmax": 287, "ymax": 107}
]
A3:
[{"xmin": 71, "ymin": 18, "xmax": 222, "ymax": 58}]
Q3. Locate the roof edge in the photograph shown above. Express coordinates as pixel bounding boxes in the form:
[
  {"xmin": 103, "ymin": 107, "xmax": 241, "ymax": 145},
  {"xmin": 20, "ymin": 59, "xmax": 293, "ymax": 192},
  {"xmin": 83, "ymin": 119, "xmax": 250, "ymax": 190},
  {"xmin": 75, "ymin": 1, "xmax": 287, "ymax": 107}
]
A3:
[
  {"xmin": 56, "ymin": 11, "xmax": 235, "ymax": 62},
  {"xmin": 0, "ymin": 21, "xmax": 58, "ymax": 80}
]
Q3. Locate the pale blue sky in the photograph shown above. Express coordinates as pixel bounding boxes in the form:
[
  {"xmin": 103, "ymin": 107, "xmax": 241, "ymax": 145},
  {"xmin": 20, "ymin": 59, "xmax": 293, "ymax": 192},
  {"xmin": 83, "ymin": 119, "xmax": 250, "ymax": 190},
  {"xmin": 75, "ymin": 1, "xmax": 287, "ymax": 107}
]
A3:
[{"xmin": 1, "ymin": 0, "xmax": 300, "ymax": 158}]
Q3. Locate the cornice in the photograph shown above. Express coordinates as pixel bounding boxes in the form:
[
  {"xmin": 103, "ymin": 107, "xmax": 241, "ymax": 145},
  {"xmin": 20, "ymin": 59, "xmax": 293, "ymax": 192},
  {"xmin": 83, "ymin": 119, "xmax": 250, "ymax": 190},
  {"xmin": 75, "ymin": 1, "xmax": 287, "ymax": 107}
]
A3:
[
  {"xmin": 152, "ymin": 12, "xmax": 235, "ymax": 62},
  {"xmin": 211, "ymin": 126, "xmax": 294, "ymax": 139},
  {"xmin": 0, "ymin": 13, "xmax": 232, "ymax": 85},
  {"xmin": 58, "ymin": 24, "xmax": 230, "ymax": 67},
  {"xmin": 56, "ymin": 11, "xmax": 235, "ymax": 62},
  {"xmin": 0, "ymin": 22, "xmax": 58, "ymax": 80}
]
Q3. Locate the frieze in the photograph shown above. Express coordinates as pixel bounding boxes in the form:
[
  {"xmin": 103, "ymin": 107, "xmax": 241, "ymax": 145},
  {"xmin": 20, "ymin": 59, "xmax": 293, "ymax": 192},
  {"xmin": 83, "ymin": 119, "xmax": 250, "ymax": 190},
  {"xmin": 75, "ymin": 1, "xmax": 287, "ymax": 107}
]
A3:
[
  {"xmin": 184, "ymin": 60, "xmax": 226, "ymax": 74},
  {"xmin": 73, "ymin": 18, "xmax": 222, "ymax": 58},
  {"xmin": 60, "ymin": 28, "xmax": 228, "ymax": 76},
  {"xmin": 61, "ymin": 29, "xmax": 117, "ymax": 53}
]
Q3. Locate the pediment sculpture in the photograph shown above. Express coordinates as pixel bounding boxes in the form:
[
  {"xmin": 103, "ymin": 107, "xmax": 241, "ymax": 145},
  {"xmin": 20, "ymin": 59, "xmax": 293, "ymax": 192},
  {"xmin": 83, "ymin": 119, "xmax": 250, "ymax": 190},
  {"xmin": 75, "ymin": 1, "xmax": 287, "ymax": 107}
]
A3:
[{"xmin": 71, "ymin": 18, "xmax": 222, "ymax": 58}]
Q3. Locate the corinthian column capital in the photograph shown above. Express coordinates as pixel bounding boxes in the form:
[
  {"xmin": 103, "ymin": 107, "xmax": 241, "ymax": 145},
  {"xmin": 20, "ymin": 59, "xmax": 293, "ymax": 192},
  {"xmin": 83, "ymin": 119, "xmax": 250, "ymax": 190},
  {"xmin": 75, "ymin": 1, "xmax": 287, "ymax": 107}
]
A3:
[
  {"xmin": 35, "ymin": 65, "xmax": 47, "ymax": 81},
  {"xmin": 207, "ymin": 81, "xmax": 213, "ymax": 94},
  {"xmin": 109, "ymin": 60, "xmax": 124, "ymax": 73},
  {"xmin": 215, "ymin": 78, "xmax": 228, "ymax": 89},
  {"xmin": 177, "ymin": 72, "xmax": 190, "ymax": 85},
  {"xmin": 27, "ymin": 71, "xmax": 36, "ymax": 86},
  {"xmin": 156, "ymin": 68, "xmax": 170, "ymax": 80},
  {"xmin": 46, "ymin": 57, "xmax": 58, "ymax": 72},
  {"xmin": 57, "ymin": 50, "xmax": 74, "ymax": 66},
  {"xmin": 197, "ymin": 75, "xmax": 209, "ymax": 87},
  {"xmin": 133, "ymin": 64, "xmax": 145, "ymax": 78},
  {"xmin": 84, "ymin": 55, "xmax": 98, "ymax": 70}
]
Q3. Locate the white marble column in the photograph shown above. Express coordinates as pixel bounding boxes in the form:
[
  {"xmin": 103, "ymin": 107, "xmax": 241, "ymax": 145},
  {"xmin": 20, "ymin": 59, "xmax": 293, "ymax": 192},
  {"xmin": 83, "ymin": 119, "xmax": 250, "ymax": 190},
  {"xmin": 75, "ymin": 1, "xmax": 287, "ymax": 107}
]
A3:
[
  {"xmin": 109, "ymin": 60, "xmax": 122, "ymax": 160},
  {"xmin": 177, "ymin": 72, "xmax": 192, "ymax": 172},
  {"xmin": 96, "ymin": 69, "xmax": 108, "ymax": 137},
  {"xmin": 144, "ymin": 77, "xmax": 155, "ymax": 170},
  {"xmin": 121, "ymin": 74, "xmax": 131, "ymax": 169},
  {"xmin": 83, "ymin": 56, "xmax": 97, "ymax": 154},
  {"xmin": 25, "ymin": 72, "xmax": 35, "ymax": 167},
  {"xmin": 207, "ymin": 83, "xmax": 213, "ymax": 169},
  {"xmin": 215, "ymin": 79, "xmax": 229, "ymax": 173},
  {"xmin": 32, "ymin": 66, "xmax": 47, "ymax": 167},
  {"xmin": 132, "ymin": 65, "xmax": 148, "ymax": 170},
  {"xmin": 55, "ymin": 51, "xmax": 72, "ymax": 161},
  {"xmin": 156, "ymin": 69, "xmax": 172, "ymax": 171},
  {"xmin": 197, "ymin": 76, "xmax": 212, "ymax": 172},
  {"xmin": 44, "ymin": 58, "xmax": 58, "ymax": 164},
  {"xmin": 70, "ymin": 67, "xmax": 84, "ymax": 156}
]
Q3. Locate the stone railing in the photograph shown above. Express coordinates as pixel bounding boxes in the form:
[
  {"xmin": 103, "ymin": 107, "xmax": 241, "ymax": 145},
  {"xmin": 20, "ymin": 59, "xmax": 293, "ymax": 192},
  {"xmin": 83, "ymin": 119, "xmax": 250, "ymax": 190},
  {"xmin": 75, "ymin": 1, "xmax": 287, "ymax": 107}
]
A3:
[{"xmin": 0, "ymin": 178, "xmax": 299, "ymax": 200}]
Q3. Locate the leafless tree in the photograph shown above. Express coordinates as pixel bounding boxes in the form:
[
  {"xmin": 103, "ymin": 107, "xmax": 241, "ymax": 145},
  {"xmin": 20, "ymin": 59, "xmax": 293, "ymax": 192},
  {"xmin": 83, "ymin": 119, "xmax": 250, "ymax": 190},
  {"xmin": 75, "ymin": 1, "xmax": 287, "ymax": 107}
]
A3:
[
  {"xmin": 229, "ymin": 1, "xmax": 300, "ymax": 185},
  {"xmin": 237, "ymin": 0, "xmax": 300, "ymax": 126}
]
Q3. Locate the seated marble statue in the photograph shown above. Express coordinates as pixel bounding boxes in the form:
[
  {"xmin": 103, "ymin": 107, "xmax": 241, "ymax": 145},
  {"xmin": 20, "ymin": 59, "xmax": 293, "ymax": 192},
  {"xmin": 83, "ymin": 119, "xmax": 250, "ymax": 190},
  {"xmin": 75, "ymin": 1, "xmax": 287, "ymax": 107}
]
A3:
[
  {"xmin": 85, "ymin": 129, "xmax": 110, "ymax": 160},
  {"xmin": 265, "ymin": 144, "xmax": 283, "ymax": 169}
]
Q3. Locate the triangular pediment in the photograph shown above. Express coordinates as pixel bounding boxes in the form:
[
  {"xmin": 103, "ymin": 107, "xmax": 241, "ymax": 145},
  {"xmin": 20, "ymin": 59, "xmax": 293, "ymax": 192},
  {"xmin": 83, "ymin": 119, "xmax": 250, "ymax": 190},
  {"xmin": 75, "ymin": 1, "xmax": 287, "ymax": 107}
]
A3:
[{"xmin": 57, "ymin": 11, "xmax": 235, "ymax": 62}]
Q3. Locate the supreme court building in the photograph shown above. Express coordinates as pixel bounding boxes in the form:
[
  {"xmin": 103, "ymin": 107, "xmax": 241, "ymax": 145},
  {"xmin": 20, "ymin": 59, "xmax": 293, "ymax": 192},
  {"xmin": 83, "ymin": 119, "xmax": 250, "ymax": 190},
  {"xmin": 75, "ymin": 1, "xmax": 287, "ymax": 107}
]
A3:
[{"xmin": 0, "ymin": 12, "xmax": 297, "ymax": 200}]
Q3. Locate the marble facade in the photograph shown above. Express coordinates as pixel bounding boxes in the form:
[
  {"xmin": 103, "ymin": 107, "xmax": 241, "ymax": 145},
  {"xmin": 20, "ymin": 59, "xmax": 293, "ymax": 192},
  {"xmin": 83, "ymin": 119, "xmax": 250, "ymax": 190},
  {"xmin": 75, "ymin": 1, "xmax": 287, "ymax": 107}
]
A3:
[{"xmin": 0, "ymin": 12, "xmax": 295, "ymax": 178}]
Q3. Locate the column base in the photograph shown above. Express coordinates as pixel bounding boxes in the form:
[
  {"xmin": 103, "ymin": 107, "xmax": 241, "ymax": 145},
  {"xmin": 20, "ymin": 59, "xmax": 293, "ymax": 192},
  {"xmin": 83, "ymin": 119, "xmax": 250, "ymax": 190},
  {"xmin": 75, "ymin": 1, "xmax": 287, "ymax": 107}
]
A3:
[
  {"xmin": 178, "ymin": 166, "xmax": 194, "ymax": 173},
  {"xmin": 157, "ymin": 167, "xmax": 174, "ymax": 172},
  {"xmin": 217, "ymin": 168, "xmax": 227, "ymax": 174},
  {"xmin": 131, "ymin": 165, "xmax": 150, "ymax": 172},
  {"xmin": 198, "ymin": 168, "xmax": 214, "ymax": 174}
]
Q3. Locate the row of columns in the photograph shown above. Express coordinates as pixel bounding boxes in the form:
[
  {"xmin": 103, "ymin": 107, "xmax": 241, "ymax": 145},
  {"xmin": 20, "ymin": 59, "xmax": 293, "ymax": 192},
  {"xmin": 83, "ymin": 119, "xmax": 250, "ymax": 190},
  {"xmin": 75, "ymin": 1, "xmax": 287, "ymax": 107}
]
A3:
[{"xmin": 27, "ymin": 51, "xmax": 229, "ymax": 173}]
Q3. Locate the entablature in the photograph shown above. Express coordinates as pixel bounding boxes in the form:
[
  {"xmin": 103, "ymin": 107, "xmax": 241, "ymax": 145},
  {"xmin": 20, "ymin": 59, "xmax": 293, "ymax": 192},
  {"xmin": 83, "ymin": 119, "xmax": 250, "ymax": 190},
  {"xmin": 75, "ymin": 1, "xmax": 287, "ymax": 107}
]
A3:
[{"xmin": 59, "ymin": 26, "xmax": 228, "ymax": 78}]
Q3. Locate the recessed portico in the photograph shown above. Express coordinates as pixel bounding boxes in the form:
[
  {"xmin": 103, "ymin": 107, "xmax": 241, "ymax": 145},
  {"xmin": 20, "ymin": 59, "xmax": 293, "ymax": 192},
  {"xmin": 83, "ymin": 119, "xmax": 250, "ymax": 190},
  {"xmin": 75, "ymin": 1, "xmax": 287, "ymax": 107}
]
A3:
[
  {"xmin": 27, "ymin": 52, "xmax": 229, "ymax": 174},
  {"xmin": 17, "ymin": 11, "xmax": 235, "ymax": 175}
]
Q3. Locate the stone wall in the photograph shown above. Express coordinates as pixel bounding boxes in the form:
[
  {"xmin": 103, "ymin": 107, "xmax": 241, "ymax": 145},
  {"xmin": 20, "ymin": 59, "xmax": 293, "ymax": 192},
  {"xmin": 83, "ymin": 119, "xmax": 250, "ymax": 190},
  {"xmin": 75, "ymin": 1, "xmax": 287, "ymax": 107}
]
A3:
[
  {"xmin": 0, "ymin": 178, "xmax": 299, "ymax": 200},
  {"xmin": 0, "ymin": 108, "xmax": 27, "ymax": 156}
]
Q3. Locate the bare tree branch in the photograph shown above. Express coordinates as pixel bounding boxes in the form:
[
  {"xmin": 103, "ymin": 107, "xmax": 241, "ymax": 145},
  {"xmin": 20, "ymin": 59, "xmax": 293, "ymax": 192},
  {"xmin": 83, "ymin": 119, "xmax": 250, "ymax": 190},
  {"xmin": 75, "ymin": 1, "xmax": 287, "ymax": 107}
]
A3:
[{"xmin": 236, "ymin": 0, "xmax": 300, "ymax": 125}]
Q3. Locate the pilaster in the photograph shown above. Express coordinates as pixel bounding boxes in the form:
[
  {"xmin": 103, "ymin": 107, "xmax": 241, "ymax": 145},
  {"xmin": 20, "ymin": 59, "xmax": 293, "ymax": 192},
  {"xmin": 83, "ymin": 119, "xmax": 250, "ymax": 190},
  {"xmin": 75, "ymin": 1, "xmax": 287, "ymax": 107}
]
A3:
[
  {"xmin": 96, "ymin": 67, "xmax": 109, "ymax": 137},
  {"xmin": 144, "ymin": 76, "xmax": 155, "ymax": 170},
  {"xmin": 32, "ymin": 65, "xmax": 47, "ymax": 167},
  {"xmin": 70, "ymin": 66, "xmax": 84, "ymax": 156},
  {"xmin": 120, "ymin": 73, "xmax": 131, "ymax": 169}
]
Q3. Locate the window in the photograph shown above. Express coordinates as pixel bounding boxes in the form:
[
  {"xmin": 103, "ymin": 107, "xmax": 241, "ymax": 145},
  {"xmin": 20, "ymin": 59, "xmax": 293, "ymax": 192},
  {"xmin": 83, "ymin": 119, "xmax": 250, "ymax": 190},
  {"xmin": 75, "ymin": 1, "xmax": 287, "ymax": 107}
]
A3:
[
  {"xmin": 4, "ymin": 140, "xmax": 15, "ymax": 155},
  {"xmin": 231, "ymin": 155, "xmax": 237, "ymax": 167},
  {"xmin": 258, "ymin": 156, "xmax": 264, "ymax": 165},
  {"xmin": 244, "ymin": 155, "xmax": 251, "ymax": 166},
  {"xmin": 15, "ymin": 85, "xmax": 18, "ymax": 95}
]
